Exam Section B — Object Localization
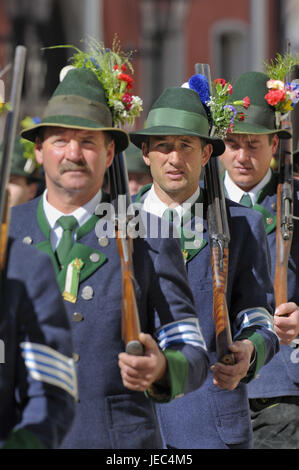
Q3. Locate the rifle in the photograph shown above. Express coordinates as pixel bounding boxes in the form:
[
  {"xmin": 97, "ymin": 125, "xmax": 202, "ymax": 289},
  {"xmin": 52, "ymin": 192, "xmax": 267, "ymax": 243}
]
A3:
[
  {"xmin": 273, "ymin": 40, "xmax": 295, "ymax": 307},
  {"xmin": 108, "ymin": 151, "xmax": 144, "ymax": 356},
  {"xmin": 195, "ymin": 63, "xmax": 235, "ymax": 365},
  {"xmin": 0, "ymin": 45, "xmax": 27, "ymax": 274},
  {"xmin": 273, "ymin": 118, "xmax": 294, "ymax": 306}
]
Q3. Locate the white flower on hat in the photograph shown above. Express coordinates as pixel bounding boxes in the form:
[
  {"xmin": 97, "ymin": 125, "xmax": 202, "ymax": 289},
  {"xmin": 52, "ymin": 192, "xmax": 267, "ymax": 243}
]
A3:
[{"xmin": 59, "ymin": 65, "xmax": 75, "ymax": 82}]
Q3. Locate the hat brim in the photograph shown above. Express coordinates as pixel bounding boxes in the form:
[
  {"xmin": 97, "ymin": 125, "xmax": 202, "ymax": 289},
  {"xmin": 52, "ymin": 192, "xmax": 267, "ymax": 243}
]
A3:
[
  {"xmin": 130, "ymin": 126, "xmax": 225, "ymax": 157},
  {"xmin": 231, "ymin": 121, "xmax": 291, "ymax": 139},
  {"xmin": 21, "ymin": 116, "xmax": 130, "ymax": 153}
]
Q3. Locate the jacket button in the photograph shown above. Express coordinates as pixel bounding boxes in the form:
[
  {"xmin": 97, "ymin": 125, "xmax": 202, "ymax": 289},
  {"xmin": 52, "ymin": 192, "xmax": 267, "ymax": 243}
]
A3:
[
  {"xmin": 73, "ymin": 312, "xmax": 84, "ymax": 322},
  {"xmin": 81, "ymin": 286, "xmax": 94, "ymax": 300}
]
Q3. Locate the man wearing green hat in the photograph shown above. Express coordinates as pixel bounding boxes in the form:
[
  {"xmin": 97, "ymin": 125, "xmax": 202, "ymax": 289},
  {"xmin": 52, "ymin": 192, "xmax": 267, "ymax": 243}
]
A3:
[
  {"xmin": 8, "ymin": 55, "xmax": 210, "ymax": 448},
  {"xmin": 124, "ymin": 142, "xmax": 152, "ymax": 195},
  {"xmin": 1, "ymin": 136, "xmax": 43, "ymax": 207},
  {"xmin": 131, "ymin": 84, "xmax": 279, "ymax": 448},
  {"xmin": 220, "ymin": 70, "xmax": 299, "ymax": 448}
]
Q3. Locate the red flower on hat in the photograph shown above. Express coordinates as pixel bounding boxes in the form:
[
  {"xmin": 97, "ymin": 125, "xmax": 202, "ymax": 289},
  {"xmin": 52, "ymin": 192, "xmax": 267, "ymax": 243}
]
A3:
[
  {"xmin": 214, "ymin": 78, "xmax": 227, "ymax": 87},
  {"xmin": 238, "ymin": 112, "xmax": 245, "ymax": 121},
  {"xmin": 227, "ymin": 83, "xmax": 233, "ymax": 94},
  {"xmin": 227, "ymin": 123, "xmax": 234, "ymax": 133},
  {"xmin": 122, "ymin": 92, "xmax": 133, "ymax": 110},
  {"xmin": 118, "ymin": 73, "xmax": 134, "ymax": 90},
  {"xmin": 243, "ymin": 96, "xmax": 250, "ymax": 109},
  {"xmin": 265, "ymin": 89, "xmax": 286, "ymax": 106}
]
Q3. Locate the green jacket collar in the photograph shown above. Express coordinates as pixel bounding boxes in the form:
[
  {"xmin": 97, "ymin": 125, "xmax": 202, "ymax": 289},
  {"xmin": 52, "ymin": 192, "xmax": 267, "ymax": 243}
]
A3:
[{"xmin": 36, "ymin": 197, "xmax": 107, "ymax": 292}]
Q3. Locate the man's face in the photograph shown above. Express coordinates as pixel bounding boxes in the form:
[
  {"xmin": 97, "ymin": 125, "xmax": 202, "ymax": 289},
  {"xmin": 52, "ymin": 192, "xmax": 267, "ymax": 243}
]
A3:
[
  {"xmin": 220, "ymin": 133, "xmax": 279, "ymax": 191},
  {"xmin": 142, "ymin": 135, "xmax": 212, "ymax": 204},
  {"xmin": 35, "ymin": 127, "xmax": 114, "ymax": 207}
]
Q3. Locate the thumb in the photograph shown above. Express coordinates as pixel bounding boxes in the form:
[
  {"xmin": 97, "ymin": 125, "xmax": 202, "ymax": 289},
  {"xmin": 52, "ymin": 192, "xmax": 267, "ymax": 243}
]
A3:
[{"xmin": 139, "ymin": 332, "xmax": 157, "ymax": 352}]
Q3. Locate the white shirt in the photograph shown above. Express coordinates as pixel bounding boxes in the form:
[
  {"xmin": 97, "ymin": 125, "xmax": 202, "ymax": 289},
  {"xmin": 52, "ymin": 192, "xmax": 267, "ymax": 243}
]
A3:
[
  {"xmin": 42, "ymin": 189, "xmax": 102, "ymax": 250},
  {"xmin": 142, "ymin": 185, "xmax": 200, "ymax": 221},
  {"xmin": 224, "ymin": 168, "xmax": 272, "ymax": 206}
]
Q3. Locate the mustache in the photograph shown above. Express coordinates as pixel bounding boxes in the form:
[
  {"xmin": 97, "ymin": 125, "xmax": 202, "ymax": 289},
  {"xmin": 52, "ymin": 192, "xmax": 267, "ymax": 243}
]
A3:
[{"xmin": 59, "ymin": 161, "xmax": 90, "ymax": 174}]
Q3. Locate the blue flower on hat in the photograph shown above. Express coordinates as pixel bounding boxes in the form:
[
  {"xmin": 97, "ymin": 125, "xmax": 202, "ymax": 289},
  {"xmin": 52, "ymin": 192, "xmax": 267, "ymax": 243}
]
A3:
[{"xmin": 188, "ymin": 74, "xmax": 210, "ymax": 106}]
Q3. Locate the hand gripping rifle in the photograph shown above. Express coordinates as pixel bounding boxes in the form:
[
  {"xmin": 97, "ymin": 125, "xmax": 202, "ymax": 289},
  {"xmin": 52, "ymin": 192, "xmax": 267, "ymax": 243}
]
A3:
[
  {"xmin": 108, "ymin": 150, "xmax": 144, "ymax": 356},
  {"xmin": 0, "ymin": 46, "xmax": 27, "ymax": 276},
  {"xmin": 195, "ymin": 63, "xmax": 235, "ymax": 365},
  {"xmin": 273, "ymin": 65, "xmax": 294, "ymax": 306}
]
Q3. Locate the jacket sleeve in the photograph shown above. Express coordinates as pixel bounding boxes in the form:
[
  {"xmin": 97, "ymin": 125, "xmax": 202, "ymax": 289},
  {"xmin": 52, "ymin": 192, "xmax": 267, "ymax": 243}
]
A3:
[
  {"xmin": 3, "ymin": 241, "xmax": 76, "ymax": 449},
  {"xmin": 228, "ymin": 208, "xmax": 279, "ymax": 381},
  {"xmin": 145, "ymin": 224, "xmax": 209, "ymax": 402}
]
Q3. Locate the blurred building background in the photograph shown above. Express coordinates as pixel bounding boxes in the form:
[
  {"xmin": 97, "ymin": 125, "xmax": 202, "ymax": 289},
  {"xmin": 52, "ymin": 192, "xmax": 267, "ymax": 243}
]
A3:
[{"xmin": 0, "ymin": 0, "xmax": 298, "ymax": 144}]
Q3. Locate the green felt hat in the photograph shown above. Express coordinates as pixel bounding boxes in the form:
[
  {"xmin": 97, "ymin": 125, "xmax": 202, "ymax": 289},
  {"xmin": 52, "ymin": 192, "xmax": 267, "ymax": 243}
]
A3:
[
  {"xmin": 0, "ymin": 137, "xmax": 42, "ymax": 181},
  {"xmin": 124, "ymin": 142, "xmax": 151, "ymax": 174},
  {"xmin": 130, "ymin": 87, "xmax": 225, "ymax": 157},
  {"xmin": 21, "ymin": 68, "xmax": 129, "ymax": 152},
  {"xmin": 229, "ymin": 71, "xmax": 291, "ymax": 138}
]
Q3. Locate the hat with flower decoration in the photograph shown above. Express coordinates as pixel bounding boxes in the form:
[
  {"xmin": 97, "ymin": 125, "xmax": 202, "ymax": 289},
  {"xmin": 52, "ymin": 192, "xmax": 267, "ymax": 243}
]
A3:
[
  {"xmin": 229, "ymin": 52, "xmax": 299, "ymax": 139},
  {"xmin": 130, "ymin": 86, "xmax": 225, "ymax": 157},
  {"xmin": 21, "ymin": 37, "xmax": 143, "ymax": 153},
  {"xmin": 228, "ymin": 71, "xmax": 293, "ymax": 138}
]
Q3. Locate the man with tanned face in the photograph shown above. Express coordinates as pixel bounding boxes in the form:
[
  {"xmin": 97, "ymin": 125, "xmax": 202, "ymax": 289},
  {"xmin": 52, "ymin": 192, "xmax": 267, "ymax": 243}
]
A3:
[
  {"xmin": 220, "ymin": 70, "xmax": 299, "ymax": 449},
  {"xmin": 9, "ymin": 53, "xmax": 209, "ymax": 449},
  {"xmin": 130, "ymin": 84, "xmax": 279, "ymax": 448}
]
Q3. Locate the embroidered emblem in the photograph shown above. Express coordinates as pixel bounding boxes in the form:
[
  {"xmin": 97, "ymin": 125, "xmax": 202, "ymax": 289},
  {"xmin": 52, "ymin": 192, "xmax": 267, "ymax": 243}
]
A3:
[{"xmin": 63, "ymin": 258, "xmax": 84, "ymax": 303}]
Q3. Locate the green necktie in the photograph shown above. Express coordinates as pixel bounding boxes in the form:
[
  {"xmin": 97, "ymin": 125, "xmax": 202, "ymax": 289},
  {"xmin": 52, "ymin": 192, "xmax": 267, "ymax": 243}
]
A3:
[
  {"xmin": 162, "ymin": 208, "xmax": 179, "ymax": 223},
  {"xmin": 56, "ymin": 215, "xmax": 78, "ymax": 267},
  {"xmin": 239, "ymin": 193, "xmax": 253, "ymax": 208}
]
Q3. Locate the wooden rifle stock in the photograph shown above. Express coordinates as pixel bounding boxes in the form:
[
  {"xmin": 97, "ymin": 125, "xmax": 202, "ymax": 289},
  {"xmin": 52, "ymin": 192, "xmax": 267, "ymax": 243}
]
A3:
[
  {"xmin": 195, "ymin": 63, "xmax": 234, "ymax": 365},
  {"xmin": 116, "ymin": 230, "xmax": 143, "ymax": 356},
  {"xmin": 0, "ymin": 46, "xmax": 26, "ymax": 273},
  {"xmin": 274, "ymin": 120, "xmax": 294, "ymax": 306},
  {"xmin": 109, "ymin": 151, "xmax": 144, "ymax": 356}
]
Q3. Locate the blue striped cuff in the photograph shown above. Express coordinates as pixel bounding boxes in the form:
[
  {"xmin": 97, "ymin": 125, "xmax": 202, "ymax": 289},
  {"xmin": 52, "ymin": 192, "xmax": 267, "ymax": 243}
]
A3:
[
  {"xmin": 233, "ymin": 307, "xmax": 277, "ymax": 340},
  {"xmin": 20, "ymin": 342, "xmax": 78, "ymax": 401},
  {"xmin": 156, "ymin": 317, "xmax": 207, "ymax": 351}
]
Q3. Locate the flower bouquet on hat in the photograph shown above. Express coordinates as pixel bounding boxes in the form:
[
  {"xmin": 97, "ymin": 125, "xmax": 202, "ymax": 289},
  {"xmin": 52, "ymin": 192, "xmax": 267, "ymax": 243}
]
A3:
[
  {"xmin": 52, "ymin": 35, "xmax": 143, "ymax": 127},
  {"xmin": 264, "ymin": 52, "xmax": 299, "ymax": 128},
  {"xmin": 182, "ymin": 74, "xmax": 250, "ymax": 139}
]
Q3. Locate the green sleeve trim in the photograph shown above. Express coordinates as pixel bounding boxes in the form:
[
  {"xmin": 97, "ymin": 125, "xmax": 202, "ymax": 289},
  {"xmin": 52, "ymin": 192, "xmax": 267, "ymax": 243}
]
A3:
[
  {"xmin": 235, "ymin": 330, "xmax": 266, "ymax": 383},
  {"xmin": 145, "ymin": 349, "xmax": 189, "ymax": 403},
  {"xmin": 2, "ymin": 429, "xmax": 46, "ymax": 449}
]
